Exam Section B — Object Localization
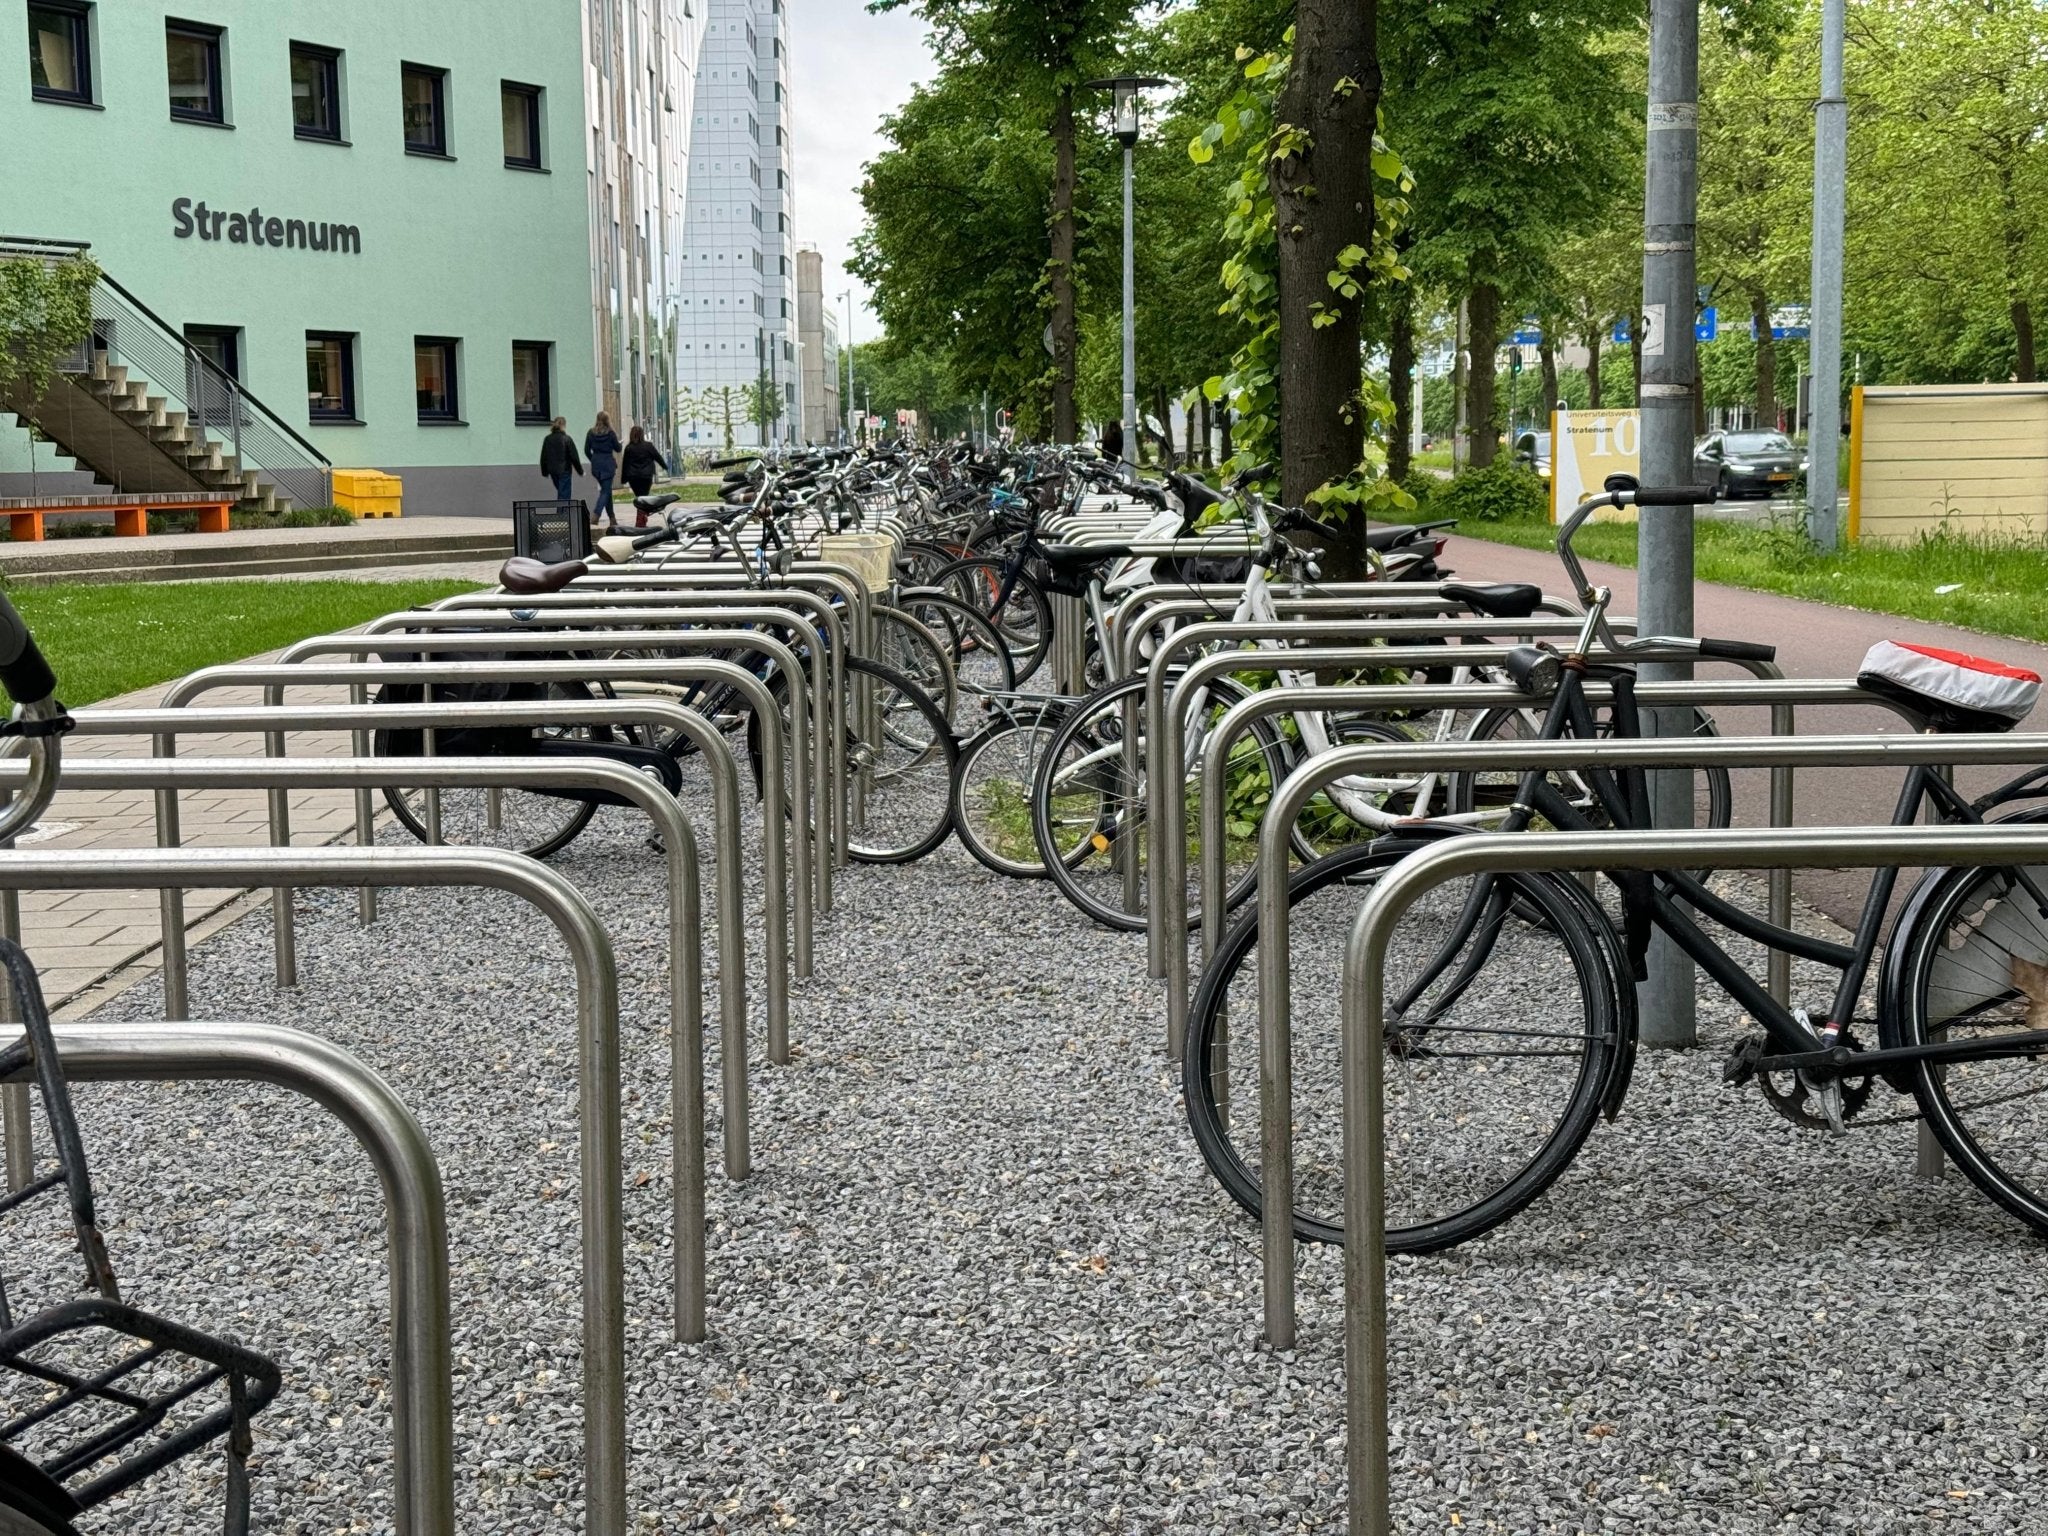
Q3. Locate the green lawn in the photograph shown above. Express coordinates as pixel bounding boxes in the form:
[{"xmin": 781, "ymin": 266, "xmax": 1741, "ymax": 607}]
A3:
[
  {"xmin": 12, "ymin": 578, "xmax": 485, "ymax": 706},
  {"xmin": 1456, "ymin": 514, "xmax": 2048, "ymax": 647}
]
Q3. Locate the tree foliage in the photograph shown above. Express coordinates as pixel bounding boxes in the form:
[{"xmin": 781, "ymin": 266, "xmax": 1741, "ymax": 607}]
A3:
[{"xmin": 0, "ymin": 254, "xmax": 99, "ymax": 407}]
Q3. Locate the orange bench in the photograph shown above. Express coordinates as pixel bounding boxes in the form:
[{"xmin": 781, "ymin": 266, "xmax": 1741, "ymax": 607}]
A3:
[{"xmin": 0, "ymin": 496, "xmax": 233, "ymax": 542}]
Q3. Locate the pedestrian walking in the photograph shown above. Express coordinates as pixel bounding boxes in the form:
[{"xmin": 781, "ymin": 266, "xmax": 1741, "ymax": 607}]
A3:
[
  {"xmin": 539, "ymin": 416, "xmax": 583, "ymax": 502},
  {"xmin": 621, "ymin": 426, "xmax": 670, "ymax": 526},
  {"xmin": 584, "ymin": 412, "xmax": 623, "ymax": 532}
]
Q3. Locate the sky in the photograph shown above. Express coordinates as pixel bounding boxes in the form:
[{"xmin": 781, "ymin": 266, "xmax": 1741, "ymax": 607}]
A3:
[{"xmin": 788, "ymin": 0, "xmax": 939, "ymax": 345}]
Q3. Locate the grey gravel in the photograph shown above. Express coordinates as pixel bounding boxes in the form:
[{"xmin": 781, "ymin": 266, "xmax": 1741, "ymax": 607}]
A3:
[{"xmin": 6, "ymin": 794, "xmax": 2041, "ymax": 1534}]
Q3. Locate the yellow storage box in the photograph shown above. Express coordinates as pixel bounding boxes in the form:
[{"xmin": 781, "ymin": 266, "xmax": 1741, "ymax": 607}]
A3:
[{"xmin": 332, "ymin": 469, "xmax": 403, "ymax": 518}]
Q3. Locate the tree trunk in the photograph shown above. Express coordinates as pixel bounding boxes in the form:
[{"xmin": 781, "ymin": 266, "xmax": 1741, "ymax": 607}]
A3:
[
  {"xmin": 1270, "ymin": 0, "xmax": 1378, "ymax": 569},
  {"xmin": 1749, "ymin": 289, "xmax": 1776, "ymax": 425},
  {"xmin": 1998, "ymin": 166, "xmax": 2037, "ymax": 384},
  {"xmin": 1388, "ymin": 284, "xmax": 1416, "ymax": 482},
  {"xmin": 2014, "ymin": 298, "xmax": 2038, "ymax": 384},
  {"xmin": 1219, "ymin": 404, "xmax": 1234, "ymax": 465},
  {"xmin": 1184, "ymin": 393, "xmax": 1197, "ymax": 463},
  {"xmin": 1154, "ymin": 383, "xmax": 1177, "ymax": 468},
  {"xmin": 1198, "ymin": 393, "xmax": 1213, "ymax": 469},
  {"xmin": 1538, "ymin": 334, "xmax": 1559, "ymax": 429},
  {"xmin": 1465, "ymin": 281, "xmax": 1502, "ymax": 467},
  {"xmin": 1049, "ymin": 85, "xmax": 1079, "ymax": 442},
  {"xmin": 1586, "ymin": 327, "xmax": 1603, "ymax": 408}
]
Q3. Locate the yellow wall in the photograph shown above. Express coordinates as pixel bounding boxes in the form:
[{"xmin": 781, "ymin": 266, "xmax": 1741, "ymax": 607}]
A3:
[{"xmin": 1852, "ymin": 384, "xmax": 2048, "ymax": 543}]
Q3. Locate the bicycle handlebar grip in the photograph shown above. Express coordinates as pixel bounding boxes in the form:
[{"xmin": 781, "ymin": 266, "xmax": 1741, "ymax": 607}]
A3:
[
  {"xmin": 707, "ymin": 455, "xmax": 754, "ymax": 470},
  {"xmin": 0, "ymin": 594, "xmax": 55, "ymax": 707},
  {"xmin": 1632, "ymin": 484, "xmax": 1719, "ymax": 506},
  {"xmin": 1698, "ymin": 637, "xmax": 1778, "ymax": 663}
]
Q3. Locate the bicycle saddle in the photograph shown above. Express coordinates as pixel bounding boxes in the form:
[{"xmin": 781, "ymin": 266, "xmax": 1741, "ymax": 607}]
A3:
[
  {"xmin": 1363, "ymin": 523, "xmax": 1429, "ymax": 551},
  {"xmin": 1441, "ymin": 581, "xmax": 1543, "ymax": 620},
  {"xmin": 498, "ymin": 556, "xmax": 587, "ymax": 595},
  {"xmin": 1043, "ymin": 542, "xmax": 1134, "ymax": 571}
]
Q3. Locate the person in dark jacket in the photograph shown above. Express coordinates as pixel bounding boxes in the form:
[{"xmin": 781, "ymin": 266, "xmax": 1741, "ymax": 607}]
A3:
[
  {"xmin": 584, "ymin": 412, "xmax": 623, "ymax": 531},
  {"xmin": 622, "ymin": 426, "xmax": 670, "ymax": 526},
  {"xmin": 1100, "ymin": 419, "xmax": 1125, "ymax": 462},
  {"xmin": 539, "ymin": 416, "xmax": 582, "ymax": 501}
]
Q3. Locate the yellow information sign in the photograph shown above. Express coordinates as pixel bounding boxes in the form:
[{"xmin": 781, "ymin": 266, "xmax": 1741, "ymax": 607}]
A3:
[{"xmin": 1549, "ymin": 408, "xmax": 1642, "ymax": 523}]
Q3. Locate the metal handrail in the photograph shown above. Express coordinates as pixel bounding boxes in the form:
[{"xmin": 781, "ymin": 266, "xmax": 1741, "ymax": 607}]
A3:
[
  {"xmin": 1338, "ymin": 824, "xmax": 2048, "ymax": 1536},
  {"xmin": 0, "ymin": 845, "xmax": 629, "ymax": 1536},
  {"xmin": 1256, "ymin": 730, "xmax": 2048, "ymax": 1352},
  {"xmin": 2, "ymin": 1021, "xmax": 454, "ymax": 1536},
  {"xmin": 0, "ymin": 754, "xmax": 718, "ymax": 1349}
]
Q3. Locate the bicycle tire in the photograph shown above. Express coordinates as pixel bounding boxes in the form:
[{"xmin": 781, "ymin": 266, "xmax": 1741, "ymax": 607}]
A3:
[
  {"xmin": 1886, "ymin": 822, "xmax": 2048, "ymax": 1238},
  {"xmin": 372, "ymin": 680, "xmax": 600, "ymax": 860},
  {"xmin": 1028, "ymin": 673, "xmax": 1285, "ymax": 934},
  {"xmin": 951, "ymin": 706, "xmax": 1072, "ymax": 879},
  {"xmin": 1183, "ymin": 837, "xmax": 1622, "ymax": 1251},
  {"xmin": 929, "ymin": 557, "xmax": 1053, "ymax": 685}
]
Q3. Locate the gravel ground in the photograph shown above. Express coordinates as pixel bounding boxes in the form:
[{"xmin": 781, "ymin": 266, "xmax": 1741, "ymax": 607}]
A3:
[{"xmin": 7, "ymin": 793, "xmax": 2046, "ymax": 1533}]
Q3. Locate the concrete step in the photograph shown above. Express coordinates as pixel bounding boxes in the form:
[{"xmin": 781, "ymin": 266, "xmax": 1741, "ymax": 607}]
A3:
[
  {"xmin": 2, "ymin": 543, "xmax": 501, "ymax": 585},
  {"xmin": 0, "ymin": 528, "xmax": 505, "ymax": 583}
]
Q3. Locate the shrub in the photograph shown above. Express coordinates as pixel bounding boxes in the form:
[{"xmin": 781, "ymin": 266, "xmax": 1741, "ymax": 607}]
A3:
[
  {"xmin": 1397, "ymin": 469, "xmax": 1440, "ymax": 510},
  {"xmin": 1426, "ymin": 460, "xmax": 1549, "ymax": 524}
]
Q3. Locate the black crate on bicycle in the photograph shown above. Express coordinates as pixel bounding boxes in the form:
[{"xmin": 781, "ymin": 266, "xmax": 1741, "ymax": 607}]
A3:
[{"xmin": 512, "ymin": 500, "xmax": 591, "ymax": 565}]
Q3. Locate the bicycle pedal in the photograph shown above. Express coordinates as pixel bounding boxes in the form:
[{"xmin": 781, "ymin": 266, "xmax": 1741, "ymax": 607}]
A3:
[{"xmin": 1722, "ymin": 1035, "xmax": 1764, "ymax": 1087}]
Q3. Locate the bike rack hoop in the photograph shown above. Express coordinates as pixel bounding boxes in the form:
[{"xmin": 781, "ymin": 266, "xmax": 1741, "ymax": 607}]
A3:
[{"xmin": 1337, "ymin": 822, "xmax": 2048, "ymax": 1536}]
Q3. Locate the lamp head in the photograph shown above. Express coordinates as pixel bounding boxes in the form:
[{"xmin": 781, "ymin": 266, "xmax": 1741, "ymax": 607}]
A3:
[{"xmin": 1084, "ymin": 75, "xmax": 1170, "ymax": 149}]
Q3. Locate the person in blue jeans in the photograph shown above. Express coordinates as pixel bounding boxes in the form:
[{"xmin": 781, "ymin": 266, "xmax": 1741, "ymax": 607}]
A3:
[
  {"xmin": 538, "ymin": 416, "xmax": 583, "ymax": 501},
  {"xmin": 584, "ymin": 412, "xmax": 623, "ymax": 532}
]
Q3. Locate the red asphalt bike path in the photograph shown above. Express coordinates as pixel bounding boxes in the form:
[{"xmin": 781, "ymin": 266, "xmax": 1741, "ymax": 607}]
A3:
[{"xmin": 1443, "ymin": 532, "xmax": 2048, "ymax": 928}]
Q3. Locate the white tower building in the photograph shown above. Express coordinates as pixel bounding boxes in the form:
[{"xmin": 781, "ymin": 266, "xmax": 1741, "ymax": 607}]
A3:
[{"xmin": 675, "ymin": 0, "xmax": 799, "ymax": 450}]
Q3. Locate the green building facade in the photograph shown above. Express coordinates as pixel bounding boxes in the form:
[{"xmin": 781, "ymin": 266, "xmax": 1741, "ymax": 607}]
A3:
[{"xmin": 1, "ymin": 0, "xmax": 596, "ymax": 515}]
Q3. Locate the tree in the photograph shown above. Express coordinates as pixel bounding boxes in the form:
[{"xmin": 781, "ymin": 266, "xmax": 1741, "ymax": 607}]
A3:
[
  {"xmin": 870, "ymin": 0, "xmax": 1138, "ymax": 440},
  {"xmin": 706, "ymin": 385, "xmax": 740, "ymax": 453},
  {"xmin": 0, "ymin": 253, "xmax": 98, "ymax": 409},
  {"xmin": 747, "ymin": 369, "xmax": 785, "ymax": 441}
]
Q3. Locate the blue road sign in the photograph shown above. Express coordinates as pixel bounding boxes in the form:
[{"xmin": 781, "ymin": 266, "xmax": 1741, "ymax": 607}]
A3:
[
  {"xmin": 1695, "ymin": 306, "xmax": 1718, "ymax": 342},
  {"xmin": 1511, "ymin": 328, "xmax": 1543, "ymax": 346}
]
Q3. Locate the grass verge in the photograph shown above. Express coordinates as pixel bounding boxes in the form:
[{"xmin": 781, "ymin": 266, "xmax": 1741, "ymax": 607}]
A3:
[
  {"xmin": 1454, "ymin": 513, "xmax": 2048, "ymax": 647},
  {"xmin": 14, "ymin": 577, "xmax": 485, "ymax": 706}
]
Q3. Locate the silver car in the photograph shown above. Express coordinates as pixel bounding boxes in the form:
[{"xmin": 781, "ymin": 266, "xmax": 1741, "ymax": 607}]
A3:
[{"xmin": 1694, "ymin": 430, "xmax": 1805, "ymax": 498}]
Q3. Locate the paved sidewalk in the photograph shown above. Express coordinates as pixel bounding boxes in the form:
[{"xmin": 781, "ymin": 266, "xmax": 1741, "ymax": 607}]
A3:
[
  {"xmin": 1447, "ymin": 532, "xmax": 2048, "ymax": 924},
  {"xmin": 22, "ymin": 662, "xmax": 375, "ymax": 1012}
]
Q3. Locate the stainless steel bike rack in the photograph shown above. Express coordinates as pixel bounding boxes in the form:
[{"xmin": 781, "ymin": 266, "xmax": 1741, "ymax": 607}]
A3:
[
  {"xmin": 42, "ymin": 700, "xmax": 756, "ymax": 1102},
  {"xmin": 0, "ymin": 845, "xmax": 636, "ymax": 1536},
  {"xmin": 0, "ymin": 1020, "xmax": 456, "ymax": 1536},
  {"xmin": 429, "ymin": 586, "xmax": 854, "ymax": 868},
  {"xmin": 0, "ymin": 755, "xmax": 721, "ymax": 1346},
  {"xmin": 1183, "ymin": 675, "xmax": 1931, "ymax": 1044},
  {"xmin": 1147, "ymin": 634, "xmax": 1776, "ymax": 1007},
  {"xmin": 158, "ymin": 658, "xmax": 799, "ymax": 1065},
  {"xmin": 357, "ymin": 603, "xmax": 840, "ymax": 905},
  {"xmin": 1258, "ymin": 730, "xmax": 2048, "ymax": 1352},
  {"xmin": 269, "ymin": 628, "xmax": 819, "ymax": 974},
  {"xmin": 1337, "ymin": 822, "xmax": 2048, "ymax": 1536}
]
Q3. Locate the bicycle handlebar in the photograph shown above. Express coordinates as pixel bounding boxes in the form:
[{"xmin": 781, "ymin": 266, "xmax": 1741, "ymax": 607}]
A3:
[
  {"xmin": 1557, "ymin": 481, "xmax": 1719, "ymax": 659},
  {"xmin": 0, "ymin": 593, "xmax": 55, "ymax": 709}
]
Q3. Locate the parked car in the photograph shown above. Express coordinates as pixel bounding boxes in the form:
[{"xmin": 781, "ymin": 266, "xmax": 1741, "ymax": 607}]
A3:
[
  {"xmin": 1510, "ymin": 430, "xmax": 1552, "ymax": 479},
  {"xmin": 1694, "ymin": 429, "xmax": 1805, "ymax": 498}
]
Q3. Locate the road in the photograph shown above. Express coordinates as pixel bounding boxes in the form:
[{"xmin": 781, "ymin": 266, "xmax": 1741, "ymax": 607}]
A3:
[{"xmin": 1445, "ymin": 532, "xmax": 2048, "ymax": 927}]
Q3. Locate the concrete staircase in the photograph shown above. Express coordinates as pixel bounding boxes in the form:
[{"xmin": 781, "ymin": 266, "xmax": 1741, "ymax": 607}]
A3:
[{"xmin": 7, "ymin": 359, "xmax": 288, "ymax": 513}]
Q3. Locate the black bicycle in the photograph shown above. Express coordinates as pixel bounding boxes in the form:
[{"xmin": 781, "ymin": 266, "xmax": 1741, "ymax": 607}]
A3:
[{"xmin": 1185, "ymin": 478, "xmax": 2048, "ymax": 1253}]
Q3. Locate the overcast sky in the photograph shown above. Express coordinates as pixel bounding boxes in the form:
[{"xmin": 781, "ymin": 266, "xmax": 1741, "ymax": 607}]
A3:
[{"xmin": 788, "ymin": 0, "xmax": 938, "ymax": 344}]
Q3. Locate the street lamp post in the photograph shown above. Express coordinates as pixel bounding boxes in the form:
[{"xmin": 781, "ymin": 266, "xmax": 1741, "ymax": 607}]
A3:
[
  {"xmin": 1085, "ymin": 74, "xmax": 1169, "ymax": 463},
  {"xmin": 839, "ymin": 289, "xmax": 856, "ymax": 447}
]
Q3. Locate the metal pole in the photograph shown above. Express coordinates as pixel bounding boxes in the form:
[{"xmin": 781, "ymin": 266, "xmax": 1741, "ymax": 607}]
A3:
[
  {"xmin": 1806, "ymin": 0, "xmax": 1847, "ymax": 550},
  {"xmin": 1121, "ymin": 142, "xmax": 1136, "ymax": 458},
  {"xmin": 8, "ymin": 1021, "xmax": 456, "ymax": 1536},
  {"xmin": 843, "ymin": 292, "xmax": 856, "ymax": 447},
  {"xmin": 1638, "ymin": 0, "xmax": 1702, "ymax": 1049}
]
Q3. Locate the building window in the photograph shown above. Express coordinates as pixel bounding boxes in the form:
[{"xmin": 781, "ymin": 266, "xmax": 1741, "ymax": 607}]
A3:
[
  {"xmin": 502, "ymin": 81, "xmax": 542, "ymax": 168},
  {"xmin": 165, "ymin": 20, "xmax": 223, "ymax": 124},
  {"xmin": 402, "ymin": 63, "xmax": 446, "ymax": 154},
  {"xmin": 27, "ymin": 3, "xmax": 91, "ymax": 105},
  {"xmin": 305, "ymin": 331, "xmax": 356, "ymax": 422},
  {"xmin": 414, "ymin": 337, "xmax": 460, "ymax": 422},
  {"xmin": 291, "ymin": 43, "xmax": 341, "ymax": 140},
  {"xmin": 512, "ymin": 341, "xmax": 551, "ymax": 423}
]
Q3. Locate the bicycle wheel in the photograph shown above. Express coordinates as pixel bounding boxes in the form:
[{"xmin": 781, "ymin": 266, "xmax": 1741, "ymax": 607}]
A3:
[
  {"xmin": 371, "ymin": 681, "xmax": 600, "ymax": 860},
  {"xmin": 930, "ymin": 557, "xmax": 1052, "ymax": 684},
  {"xmin": 872, "ymin": 605, "xmax": 960, "ymax": 721},
  {"xmin": 890, "ymin": 589, "xmax": 1019, "ymax": 742},
  {"xmin": 1029, "ymin": 674, "xmax": 1286, "ymax": 933},
  {"xmin": 1183, "ymin": 837, "xmax": 1626, "ymax": 1251},
  {"xmin": 1888, "ymin": 842, "xmax": 2048, "ymax": 1236},
  {"xmin": 951, "ymin": 702, "xmax": 1075, "ymax": 879},
  {"xmin": 1444, "ymin": 703, "xmax": 1733, "ymax": 829},
  {"xmin": 841, "ymin": 657, "xmax": 958, "ymax": 864}
]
